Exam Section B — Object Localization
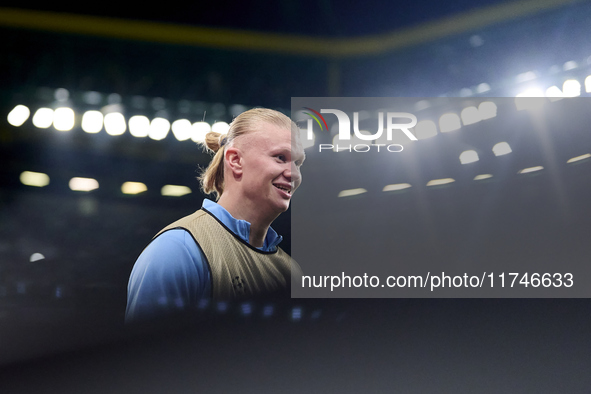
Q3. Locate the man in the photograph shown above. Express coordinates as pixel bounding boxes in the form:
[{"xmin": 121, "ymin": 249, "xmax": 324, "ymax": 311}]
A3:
[{"xmin": 126, "ymin": 108, "xmax": 305, "ymax": 322}]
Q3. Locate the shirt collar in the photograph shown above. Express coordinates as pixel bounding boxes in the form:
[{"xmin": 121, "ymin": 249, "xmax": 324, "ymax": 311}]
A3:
[{"xmin": 202, "ymin": 199, "xmax": 283, "ymax": 251}]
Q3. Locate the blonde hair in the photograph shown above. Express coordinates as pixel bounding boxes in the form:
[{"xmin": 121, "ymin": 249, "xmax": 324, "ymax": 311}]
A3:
[{"xmin": 198, "ymin": 108, "xmax": 296, "ymax": 200}]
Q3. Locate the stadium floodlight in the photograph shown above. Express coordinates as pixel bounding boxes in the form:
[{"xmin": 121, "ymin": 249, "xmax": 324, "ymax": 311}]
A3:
[
  {"xmin": 161, "ymin": 185, "xmax": 192, "ymax": 197},
  {"xmin": 518, "ymin": 166, "xmax": 544, "ymax": 174},
  {"xmin": 29, "ymin": 253, "xmax": 45, "ymax": 262},
  {"xmin": 439, "ymin": 113, "xmax": 461, "ymax": 133},
  {"xmin": 515, "ymin": 71, "xmax": 537, "ymax": 84},
  {"xmin": 69, "ymin": 177, "xmax": 99, "ymax": 192},
  {"xmin": 474, "ymin": 174, "xmax": 493, "ymax": 180},
  {"xmin": 492, "ymin": 142, "xmax": 512, "ymax": 156},
  {"xmin": 149, "ymin": 118, "xmax": 170, "ymax": 140},
  {"xmin": 545, "ymin": 86, "xmax": 564, "ymax": 102},
  {"xmin": 515, "ymin": 88, "xmax": 544, "ymax": 111},
  {"xmin": 382, "ymin": 183, "xmax": 411, "ymax": 192},
  {"xmin": 171, "ymin": 119, "xmax": 193, "ymax": 141},
  {"xmin": 7, "ymin": 105, "xmax": 30, "ymax": 126},
  {"xmin": 337, "ymin": 188, "xmax": 367, "ymax": 197},
  {"xmin": 478, "ymin": 101, "xmax": 497, "ymax": 120},
  {"xmin": 121, "ymin": 181, "xmax": 147, "ymax": 195},
  {"xmin": 415, "ymin": 120, "xmax": 437, "ymax": 140},
  {"xmin": 129, "ymin": 115, "xmax": 150, "ymax": 138},
  {"xmin": 459, "ymin": 150, "xmax": 479, "ymax": 164},
  {"xmin": 104, "ymin": 112, "xmax": 126, "ymax": 136},
  {"xmin": 461, "ymin": 107, "xmax": 482, "ymax": 126},
  {"xmin": 426, "ymin": 178, "xmax": 455, "ymax": 186},
  {"xmin": 81, "ymin": 111, "xmax": 104, "ymax": 133},
  {"xmin": 585, "ymin": 76, "xmax": 591, "ymax": 93},
  {"xmin": 475, "ymin": 83, "xmax": 491, "ymax": 94},
  {"xmin": 567, "ymin": 153, "xmax": 591, "ymax": 163},
  {"xmin": 191, "ymin": 121, "xmax": 211, "ymax": 142},
  {"xmin": 212, "ymin": 121, "xmax": 230, "ymax": 134},
  {"xmin": 563, "ymin": 61, "xmax": 578, "ymax": 71},
  {"xmin": 54, "ymin": 88, "xmax": 69, "ymax": 102},
  {"xmin": 562, "ymin": 80, "xmax": 581, "ymax": 97},
  {"xmin": 32, "ymin": 108, "xmax": 54, "ymax": 129},
  {"xmin": 20, "ymin": 171, "xmax": 50, "ymax": 187},
  {"xmin": 53, "ymin": 107, "xmax": 75, "ymax": 131}
]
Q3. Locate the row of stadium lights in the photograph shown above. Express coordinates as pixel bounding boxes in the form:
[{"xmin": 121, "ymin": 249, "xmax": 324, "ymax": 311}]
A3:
[
  {"xmin": 19, "ymin": 171, "xmax": 192, "ymax": 196},
  {"xmin": 307, "ymin": 77, "xmax": 589, "ymax": 150},
  {"xmin": 7, "ymin": 105, "xmax": 230, "ymax": 141},
  {"xmin": 336, "ymin": 153, "xmax": 590, "ymax": 198},
  {"xmin": 328, "ymin": 77, "xmax": 591, "ymax": 198},
  {"xmin": 6, "ymin": 76, "xmax": 589, "ymax": 145}
]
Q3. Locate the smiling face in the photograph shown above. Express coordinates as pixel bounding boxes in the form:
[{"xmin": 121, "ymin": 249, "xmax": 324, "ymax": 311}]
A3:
[{"xmin": 238, "ymin": 121, "xmax": 305, "ymax": 220}]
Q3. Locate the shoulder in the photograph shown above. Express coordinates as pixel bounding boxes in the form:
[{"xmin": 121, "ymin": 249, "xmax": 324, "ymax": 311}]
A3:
[{"xmin": 133, "ymin": 229, "xmax": 204, "ymax": 276}]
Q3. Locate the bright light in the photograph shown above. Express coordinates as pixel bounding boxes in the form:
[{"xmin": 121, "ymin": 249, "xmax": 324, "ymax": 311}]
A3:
[
  {"xmin": 585, "ymin": 76, "xmax": 591, "ymax": 93},
  {"xmin": 129, "ymin": 115, "xmax": 150, "ymax": 138},
  {"xmin": 415, "ymin": 120, "xmax": 437, "ymax": 140},
  {"xmin": 493, "ymin": 142, "xmax": 512, "ymax": 156},
  {"xmin": 7, "ymin": 105, "xmax": 30, "ymax": 126},
  {"xmin": 69, "ymin": 177, "xmax": 99, "ymax": 192},
  {"xmin": 515, "ymin": 89, "xmax": 544, "ymax": 111},
  {"xmin": 161, "ymin": 185, "xmax": 192, "ymax": 197},
  {"xmin": 338, "ymin": 188, "xmax": 367, "ymax": 198},
  {"xmin": 518, "ymin": 166, "xmax": 544, "ymax": 174},
  {"xmin": 563, "ymin": 61, "xmax": 578, "ymax": 71},
  {"xmin": 475, "ymin": 83, "xmax": 491, "ymax": 93},
  {"xmin": 567, "ymin": 153, "xmax": 591, "ymax": 163},
  {"xmin": 192, "ymin": 122, "xmax": 211, "ymax": 142},
  {"xmin": 383, "ymin": 183, "xmax": 411, "ymax": 192},
  {"xmin": 81, "ymin": 111, "xmax": 104, "ymax": 133},
  {"xmin": 171, "ymin": 119, "xmax": 193, "ymax": 141},
  {"xmin": 562, "ymin": 80, "xmax": 581, "ymax": 97},
  {"xmin": 29, "ymin": 253, "xmax": 45, "ymax": 262},
  {"xmin": 439, "ymin": 113, "xmax": 461, "ymax": 133},
  {"xmin": 20, "ymin": 171, "xmax": 50, "ymax": 187},
  {"xmin": 149, "ymin": 118, "xmax": 170, "ymax": 140},
  {"xmin": 516, "ymin": 88, "xmax": 544, "ymax": 97},
  {"xmin": 54, "ymin": 88, "xmax": 69, "ymax": 102},
  {"xmin": 479, "ymin": 101, "xmax": 497, "ymax": 120},
  {"xmin": 515, "ymin": 71, "xmax": 537, "ymax": 84},
  {"xmin": 426, "ymin": 178, "xmax": 455, "ymax": 186},
  {"xmin": 545, "ymin": 86, "xmax": 564, "ymax": 102},
  {"xmin": 460, "ymin": 107, "xmax": 482, "ymax": 126},
  {"xmin": 104, "ymin": 112, "xmax": 126, "ymax": 136},
  {"xmin": 459, "ymin": 150, "xmax": 479, "ymax": 164},
  {"xmin": 474, "ymin": 174, "xmax": 493, "ymax": 180},
  {"xmin": 53, "ymin": 107, "xmax": 75, "ymax": 131},
  {"xmin": 32, "ymin": 108, "xmax": 54, "ymax": 128},
  {"xmin": 121, "ymin": 181, "xmax": 147, "ymax": 195},
  {"xmin": 212, "ymin": 121, "xmax": 230, "ymax": 134}
]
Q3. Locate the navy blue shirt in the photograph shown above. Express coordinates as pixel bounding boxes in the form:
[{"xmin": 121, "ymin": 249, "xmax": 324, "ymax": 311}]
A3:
[{"xmin": 125, "ymin": 199, "xmax": 282, "ymax": 322}]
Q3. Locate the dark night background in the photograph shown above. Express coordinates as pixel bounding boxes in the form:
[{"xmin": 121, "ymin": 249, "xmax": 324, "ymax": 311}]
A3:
[{"xmin": 1, "ymin": 1, "xmax": 591, "ymax": 392}]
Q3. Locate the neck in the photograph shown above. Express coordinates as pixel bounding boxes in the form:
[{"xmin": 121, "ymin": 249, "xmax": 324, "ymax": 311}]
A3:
[{"xmin": 216, "ymin": 194, "xmax": 276, "ymax": 248}]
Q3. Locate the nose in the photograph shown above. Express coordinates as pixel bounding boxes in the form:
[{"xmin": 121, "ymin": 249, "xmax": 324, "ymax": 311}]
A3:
[{"xmin": 288, "ymin": 162, "xmax": 302, "ymax": 190}]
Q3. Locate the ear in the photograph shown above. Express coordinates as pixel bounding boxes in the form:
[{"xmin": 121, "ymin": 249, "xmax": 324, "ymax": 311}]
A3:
[{"xmin": 224, "ymin": 147, "xmax": 243, "ymax": 176}]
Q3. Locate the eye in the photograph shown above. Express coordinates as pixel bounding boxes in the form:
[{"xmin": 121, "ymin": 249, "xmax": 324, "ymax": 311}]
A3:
[{"xmin": 276, "ymin": 154, "xmax": 287, "ymax": 162}]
